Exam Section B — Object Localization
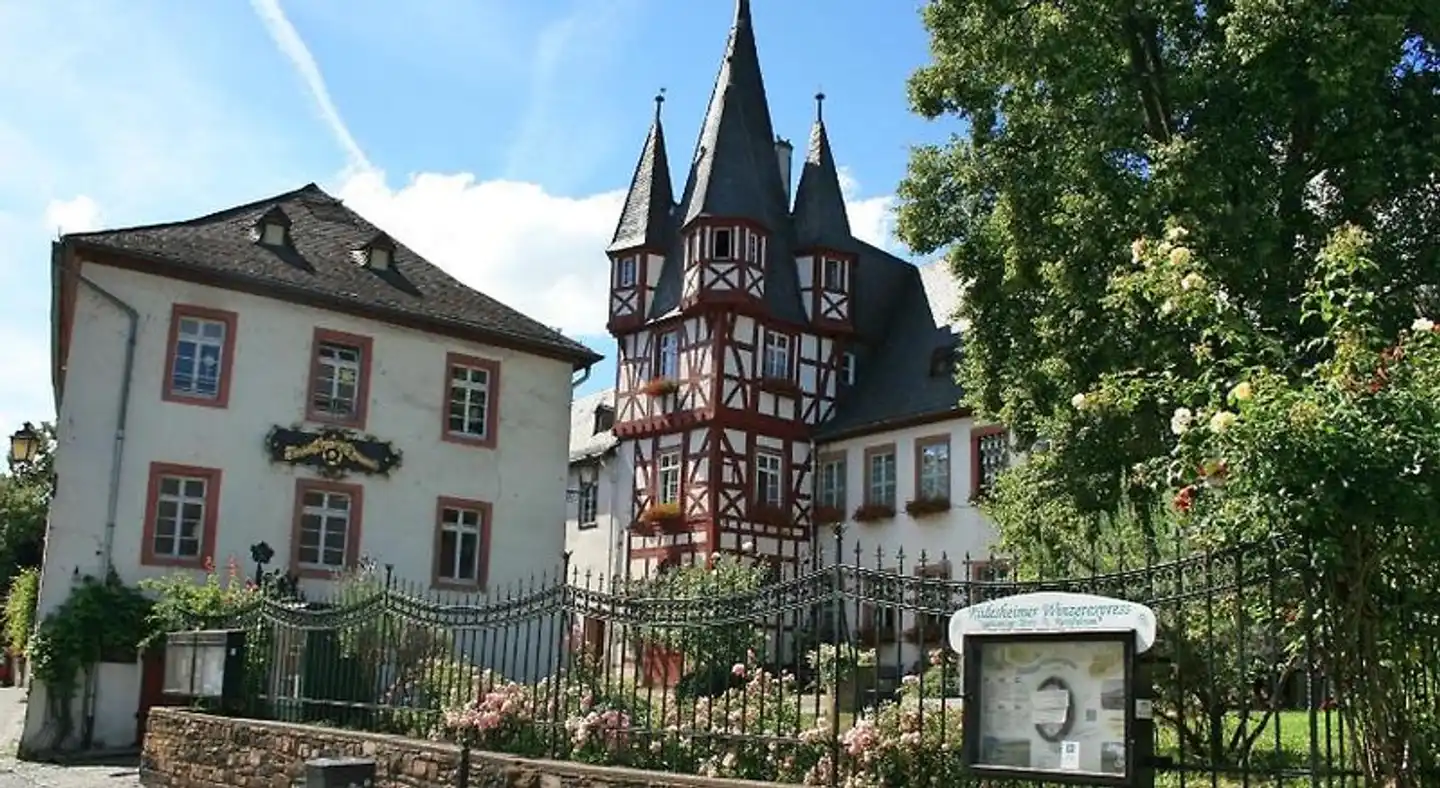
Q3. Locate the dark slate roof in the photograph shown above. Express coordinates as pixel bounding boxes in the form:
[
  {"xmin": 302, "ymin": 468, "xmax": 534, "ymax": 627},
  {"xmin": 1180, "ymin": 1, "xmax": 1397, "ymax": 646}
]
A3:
[
  {"xmin": 816, "ymin": 253, "xmax": 966, "ymax": 440},
  {"xmin": 65, "ymin": 183, "xmax": 601, "ymax": 366},
  {"xmin": 791, "ymin": 117, "xmax": 852, "ymax": 251},
  {"xmin": 609, "ymin": 101, "xmax": 675, "ymax": 253},
  {"xmin": 677, "ymin": 0, "xmax": 787, "ymax": 230}
]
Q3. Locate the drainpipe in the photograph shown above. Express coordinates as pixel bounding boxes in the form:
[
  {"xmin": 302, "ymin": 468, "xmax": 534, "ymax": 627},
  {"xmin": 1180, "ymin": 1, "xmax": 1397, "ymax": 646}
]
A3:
[
  {"xmin": 571, "ymin": 364, "xmax": 593, "ymax": 390},
  {"xmin": 75, "ymin": 271, "xmax": 139, "ymax": 749}
]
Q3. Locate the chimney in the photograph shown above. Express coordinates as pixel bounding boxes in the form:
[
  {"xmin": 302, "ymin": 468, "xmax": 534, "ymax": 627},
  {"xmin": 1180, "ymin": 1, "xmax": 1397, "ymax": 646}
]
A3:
[{"xmin": 774, "ymin": 137, "xmax": 794, "ymax": 205}]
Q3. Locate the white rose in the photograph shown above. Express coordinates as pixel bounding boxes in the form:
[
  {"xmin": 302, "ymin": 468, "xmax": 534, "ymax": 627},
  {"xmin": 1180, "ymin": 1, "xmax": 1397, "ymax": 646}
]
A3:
[
  {"xmin": 1169, "ymin": 246, "xmax": 1193, "ymax": 267},
  {"xmin": 1170, "ymin": 407, "xmax": 1194, "ymax": 436},
  {"xmin": 1165, "ymin": 225, "xmax": 1190, "ymax": 242},
  {"xmin": 1130, "ymin": 239, "xmax": 1146, "ymax": 264},
  {"xmin": 1209, "ymin": 410, "xmax": 1238, "ymax": 433},
  {"xmin": 1181, "ymin": 272, "xmax": 1205, "ymax": 291},
  {"xmin": 1412, "ymin": 317, "xmax": 1434, "ymax": 333},
  {"xmin": 1071, "ymin": 393, "xmax": 1089, "ymax": 410}
]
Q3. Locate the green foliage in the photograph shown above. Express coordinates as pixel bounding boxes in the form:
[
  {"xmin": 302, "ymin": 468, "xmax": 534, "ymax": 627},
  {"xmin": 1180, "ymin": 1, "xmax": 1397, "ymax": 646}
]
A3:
[
  {"xmin": 633, "ymin": 553, "xmax": 768, "ymax": 686},
  {"xmin": 0, "ymin": 422, "xmax": 54, "ymax": 588},
  {"xmin": 28, "ymin": 570, "xmax": 151, "ymax": 742},
  {"xmin": 805, "ymin": 642, "xmax": 876, "ymax": 694},
  {"xmin": 3, "ymin": 567, "xmax": 38, "ymax": 655},
  {"xmin": 139, "ymin": 555, "xmax": 259, "ymax": 648},
  {"xmin": 898, "ymin": 1, "xmax": 1439, "ymax": 516}
]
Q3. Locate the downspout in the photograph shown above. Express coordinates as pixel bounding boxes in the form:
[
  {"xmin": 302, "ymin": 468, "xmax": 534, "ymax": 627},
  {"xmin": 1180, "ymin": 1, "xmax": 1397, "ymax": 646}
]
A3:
[
  {"xmin": 76, "ymin": 271, "xmax": 139, "ymax": 749},
  {"xmin": 808, "ymin": 438, "xmax": 819, "ymax": 571},
  {"xmin": 571, "ymin": 364, "xmax": 593, "ymax": 390}
]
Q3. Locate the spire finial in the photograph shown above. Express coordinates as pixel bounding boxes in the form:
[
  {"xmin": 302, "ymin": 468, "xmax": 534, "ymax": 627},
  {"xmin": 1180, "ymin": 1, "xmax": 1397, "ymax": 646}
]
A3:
[
  {"xmin": 654, "ymin": 88, "xmax": 666, "ymax": 120},
  {"xmin": 815, "ymin": 90, "xmax": 826, "ymax": 123}
]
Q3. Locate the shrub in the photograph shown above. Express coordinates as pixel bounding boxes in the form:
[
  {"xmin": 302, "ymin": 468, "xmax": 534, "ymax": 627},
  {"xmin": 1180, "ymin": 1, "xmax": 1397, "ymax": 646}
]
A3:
[{"xmin": 4, "ymin": 567, "xmax": 38, "ymax": 655}]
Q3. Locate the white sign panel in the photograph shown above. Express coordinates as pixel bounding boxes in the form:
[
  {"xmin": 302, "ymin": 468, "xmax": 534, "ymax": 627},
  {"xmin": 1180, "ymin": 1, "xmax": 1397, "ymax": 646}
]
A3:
[{"xmin": 949, "ymin": 591, "xmax": 1157, "ymax": 654}]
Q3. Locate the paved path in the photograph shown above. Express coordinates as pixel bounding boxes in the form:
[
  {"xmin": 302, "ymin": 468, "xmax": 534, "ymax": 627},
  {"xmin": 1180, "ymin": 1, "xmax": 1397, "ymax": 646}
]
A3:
[{"xmin": 0, "ymin": 688, "xmax": 140, "ymax": 787}]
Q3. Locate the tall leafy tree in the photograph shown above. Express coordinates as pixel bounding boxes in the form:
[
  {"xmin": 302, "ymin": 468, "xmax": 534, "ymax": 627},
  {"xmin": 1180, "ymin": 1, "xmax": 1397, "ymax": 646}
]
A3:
[{"xmin": 896, "ymin": 0, "xmax": 1438, "ymax": 519}]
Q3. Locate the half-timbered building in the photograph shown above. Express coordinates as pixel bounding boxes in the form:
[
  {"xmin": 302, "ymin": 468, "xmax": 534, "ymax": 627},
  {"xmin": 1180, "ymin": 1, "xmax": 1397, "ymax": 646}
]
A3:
[{"xmin": 596, "ymin": 0, "xmax": 1012, "ymax": 581}]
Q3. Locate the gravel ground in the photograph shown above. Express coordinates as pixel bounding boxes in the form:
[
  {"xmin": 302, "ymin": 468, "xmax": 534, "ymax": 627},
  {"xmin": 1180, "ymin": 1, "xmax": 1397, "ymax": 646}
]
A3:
[{"xmin": 0, "ymin": 688, "xmax": 141, "ymax": 788}]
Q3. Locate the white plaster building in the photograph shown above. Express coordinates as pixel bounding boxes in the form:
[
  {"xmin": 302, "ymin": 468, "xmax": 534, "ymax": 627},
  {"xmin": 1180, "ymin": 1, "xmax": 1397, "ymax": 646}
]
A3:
[{"xmin": 28, "ymin": 184, "xmax": 599, "ymax": 753}]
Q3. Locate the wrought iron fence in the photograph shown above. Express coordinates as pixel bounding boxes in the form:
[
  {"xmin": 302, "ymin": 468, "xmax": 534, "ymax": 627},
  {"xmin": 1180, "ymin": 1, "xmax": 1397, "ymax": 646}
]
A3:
[{"xmin": 180, "ymin": 530, "xmax": 1440, "ymax": 788}]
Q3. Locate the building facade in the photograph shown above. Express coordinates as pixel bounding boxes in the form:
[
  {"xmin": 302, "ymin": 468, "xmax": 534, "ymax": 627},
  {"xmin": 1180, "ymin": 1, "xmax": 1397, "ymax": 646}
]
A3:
[
  {"xmin": 595, "ymin": 0, "xmax": 1011, "ymax": 581},
  {"xmin": 30, "ymin": 184, "xmax": 599, "ymax": 752}
]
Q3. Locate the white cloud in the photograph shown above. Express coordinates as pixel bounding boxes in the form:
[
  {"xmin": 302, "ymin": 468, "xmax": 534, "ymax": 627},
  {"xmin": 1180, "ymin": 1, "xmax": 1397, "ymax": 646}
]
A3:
[
  {"xmin": 837, "ymin": 165, "xmax": 898, "ymax": 250},
  {"xmin": 43, "ymin": 196, "xmax": 103, "ymax": 235},
  {"xmin": 335, "ymin": 167, "xmax": 905, "ymax": 339}
]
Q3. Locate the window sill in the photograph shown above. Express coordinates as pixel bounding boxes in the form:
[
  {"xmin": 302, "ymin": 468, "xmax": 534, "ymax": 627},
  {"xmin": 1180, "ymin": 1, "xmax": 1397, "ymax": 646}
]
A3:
[
  {"xmin": 442, "ymin": 429, "xmax": 496, "ymax": 449},
  {"xmin": 433, "ymin": 579, "xmax": 485, "ymax": 593},
  {"xmin": 853, "ymin": 503, "xmax": 896, "ymax": 523},
  {"xmin": 162, "ymin": 390, "xmax": 229, "ymax": 410},
  {"xmin": 140, "ymin": 554, "xmax": 209, "ymax": 570},
  {"xmin": 292, "ymin": 564, "xmax": 346, "ymax": 580},
  {"xmin": 306, "ymin": 410, "xmax": 367, "ymax": 430}
]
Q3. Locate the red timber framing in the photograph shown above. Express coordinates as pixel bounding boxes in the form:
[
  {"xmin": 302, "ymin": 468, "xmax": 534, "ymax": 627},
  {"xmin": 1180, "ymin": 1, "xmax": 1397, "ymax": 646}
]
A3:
[
  {"xmin": 679, "ymin": 218, "xmax": 768, "ymax": 309},
  {"xmin": 796, "ymin": 246, "xmax": 857, "ymax": 332},
  {"xmin": 607, "ymin": 248, "xmax": 663, "ymax": 334}
]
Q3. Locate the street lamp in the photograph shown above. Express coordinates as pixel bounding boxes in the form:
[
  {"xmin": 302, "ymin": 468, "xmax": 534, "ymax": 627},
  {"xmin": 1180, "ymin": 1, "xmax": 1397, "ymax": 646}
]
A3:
[{"xmin": 8, "ymin": 422, "xmax": 40, "ymax": 465}]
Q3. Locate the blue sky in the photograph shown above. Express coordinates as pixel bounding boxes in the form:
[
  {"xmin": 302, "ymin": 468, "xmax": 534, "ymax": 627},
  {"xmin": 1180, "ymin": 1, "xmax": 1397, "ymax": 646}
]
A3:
[{"xmin": 0, "ymin": 0, "xmax": 959, "ymax": 433}]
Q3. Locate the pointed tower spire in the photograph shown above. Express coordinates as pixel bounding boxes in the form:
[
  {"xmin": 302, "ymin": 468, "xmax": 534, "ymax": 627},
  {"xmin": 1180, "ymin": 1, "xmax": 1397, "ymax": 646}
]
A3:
[
  {"xmin": 609, "ymin": 90, "xmax": 675, "ymax": 252},
  {"xmin": 676, "ymin": 0, "xmax": 787, "ymax": 228},
  {"xmin": 792, "ymin": 92, "xmax": 852, "ymax": 250}
]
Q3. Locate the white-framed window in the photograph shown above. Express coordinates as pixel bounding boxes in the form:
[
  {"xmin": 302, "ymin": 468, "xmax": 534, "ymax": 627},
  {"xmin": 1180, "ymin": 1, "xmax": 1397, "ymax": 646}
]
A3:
[
  {"xmin": 152, "ymin": 474, "xmax": 208, "ymax": 559},
  {"xmin": 818, "ymin": 457, "xmax": 846, "ymax": 509},
  {"xmin": 746, "ymin": 231, "xmax": 759, "ymax": 262},
  {"xmin": 712, "ymin": 228, "xmax": 734, "ymax": 259},
  {"xmin": 448, "ymin": 360, "xmax": 493, "ymax": 440},
  {"xmin": 658, "ymin": 452, "xmax": 681, "ymax": 504},
  {"xmin": 822, "ymin": 258, "xmax": 846, "ymax": 290},
  {"xmin": 438, "ymin": 504, "xmax": 486, "ymax": 584},
  {"xmin": 617, "ymin": 256, "xmax": 638, "ymax": 288},
  {"xmin": 656, "ymin": 331, "xmax": 680, "ymax": 379},
  {"xmin": 867, "ymin": 450, "xmax": 897, "ymax": 508},
  {"xmin": 170, "ymin": 315, "xmax": 227, "ymax": 400},
  {"xmin": 311, "ymin": 341, "xmax": 363, "ymax": 419},
  {"xmin": 296, "ymin": 487, "xmax": 353, "ymax": 570},
  {"xmin": 260, "ymin": 221, "xmax": 287, "ymax": 246},
  {"xmin": 755, "ymin": 452, "xmax": 783, "ymax": 507},
  {"xmin": 577, "ymin": 483, "xmax": 599, "ymax": 529},
  {"xmin": 840, "ymin": 352, "xmax": 856, "ymax": 386},
  {"xmin": 917, "ymin": 440, "xmax": 950, "ymax": 500},
  {"xmin": 762, "ymin": 331, "xmax": 791, "ymax": 379},
  {"xmin": 974, "ymin": 431, "xmax": 1010, "ymax": 496}
]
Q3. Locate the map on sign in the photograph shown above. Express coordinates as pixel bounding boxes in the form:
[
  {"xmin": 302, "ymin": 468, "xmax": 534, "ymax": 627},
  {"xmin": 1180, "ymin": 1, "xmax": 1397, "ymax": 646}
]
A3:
[{"xmin": 972, "ymin": 638, "xmax": 1129, "ymax": 777}]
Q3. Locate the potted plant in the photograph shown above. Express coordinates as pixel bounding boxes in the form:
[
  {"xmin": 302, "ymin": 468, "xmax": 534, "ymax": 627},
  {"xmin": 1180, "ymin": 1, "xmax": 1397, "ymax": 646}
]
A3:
[
  {"xmin": 636, "ymin": 501, "xmax": 684, "ymax": 534},
  {"xmin": 852, "ymin": 502, "xmax": 896, "ymax": 523},
  {"xmin": 812, "ymin": 504, "xmax": 845, "ymax": 525},
  {"xmin": 807, "ymin": 643, "xmax": 878, "ymax": 715},
  {"xmin": 905, "ymin": 496, "xmax": 951, "ymax": 518},
  {"xmin": 639, "ymin": 378, "xmax": 680, "ymax": 397}
]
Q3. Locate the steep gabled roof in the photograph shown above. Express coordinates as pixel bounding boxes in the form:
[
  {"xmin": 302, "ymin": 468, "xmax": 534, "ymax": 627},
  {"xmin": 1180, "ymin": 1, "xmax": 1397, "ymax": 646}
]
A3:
[
  {"xmin": 676, "ymin": 0, "xmax": 788, "ymax": 230},
  {"xmin": 64, "ymin": 183, "xmax": 601, "ymax": 366},
  {"xmin": 609, "ymin": 98, "xmax": 675, "ymax": 253},
  {"xmin": 792, "ymin": 112, "xmax": 852, "ymax": 251}
]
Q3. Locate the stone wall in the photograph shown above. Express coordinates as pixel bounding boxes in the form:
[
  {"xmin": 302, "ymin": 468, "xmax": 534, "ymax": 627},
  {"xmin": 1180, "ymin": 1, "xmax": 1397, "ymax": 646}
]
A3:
[{"xmin": 141, "ymin": 708, "xmax": 778, "ymax": 788}]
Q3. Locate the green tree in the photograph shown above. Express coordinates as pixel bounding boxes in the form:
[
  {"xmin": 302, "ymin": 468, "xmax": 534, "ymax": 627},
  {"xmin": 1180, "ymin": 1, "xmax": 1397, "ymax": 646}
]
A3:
[
  {"xmin": 896, "ymin": 0, "xmax": 1438, "ymax": 517},
  {"xmin": 0, "ymin": 422, "xmax": 54, "ymax": 588}
]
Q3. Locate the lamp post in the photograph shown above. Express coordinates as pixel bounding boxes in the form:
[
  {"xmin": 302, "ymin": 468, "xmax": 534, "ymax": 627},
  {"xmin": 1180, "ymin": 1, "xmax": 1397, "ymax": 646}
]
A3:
[
  {"xmin": 250, "ymin": 541, "xmax": 275, "ymax": 587},
  {"xmin": 566, "ymin": 461, "xmax": 599, "ymax": 502},
  {"xmin": 8, "ymin": 422, "xmax": 41, "ymax": 465}
]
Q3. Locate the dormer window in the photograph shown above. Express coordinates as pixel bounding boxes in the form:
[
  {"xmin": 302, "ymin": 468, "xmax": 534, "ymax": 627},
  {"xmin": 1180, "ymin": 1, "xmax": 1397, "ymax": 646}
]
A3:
[
  {"xmin": 712, "ymin": 228, "xmax": 734, "ymax": 260},
  {"xmin": 362, "ymin": 233, "xmax": 395, "ymax": 270},
  {"xmin": 593, "ymin": 404, "xmax": 615, "ymax": 434},
  {"xmin": 929, "ymin": 342, "xmax": 960, "ymax": 378},
  {"xmin": 822, "ymin": 258, "xmax": 847, "ymax": 291},
  {"xmin": 255, "ymin": 206, "xmax": 291, "ymax": 247}
]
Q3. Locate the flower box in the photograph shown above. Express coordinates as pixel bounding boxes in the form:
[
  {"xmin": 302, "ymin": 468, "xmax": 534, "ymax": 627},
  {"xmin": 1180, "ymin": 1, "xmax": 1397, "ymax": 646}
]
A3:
[
  {"xmin": 751, "ymin": 503, "xmax": 791, "ymax": 526},
  {"xmin": 639, "ymin": 378, "xmax": 679, "ymax": 397},
  {"xmin": 905, "ymin": 496, "xmax": 951, "ymax": 518},
  {"xmin": 635, "ymin": 502, "xmax": 685, "ymax": 534},
  {"xmin": 812, "ymin": 504, "xmax": 845, "ymax": 525},
  {"xmin": 757, "ymin": 377, "xmax": 801, "ymax": 397},
  {"xmin": 852, "ymin": 503, "xmax": 896, "ymax": 523}
]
